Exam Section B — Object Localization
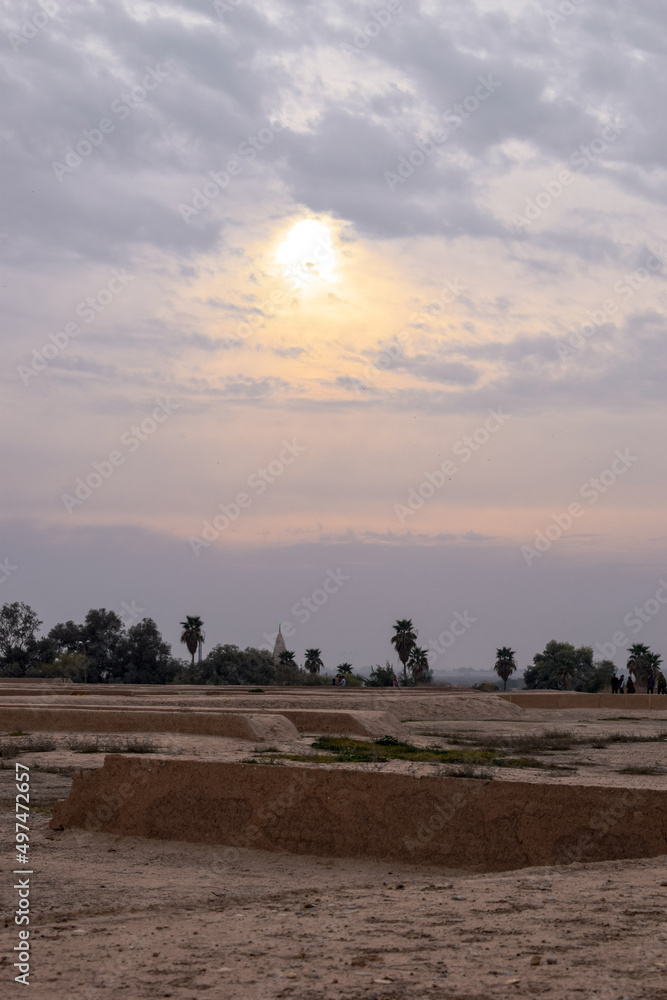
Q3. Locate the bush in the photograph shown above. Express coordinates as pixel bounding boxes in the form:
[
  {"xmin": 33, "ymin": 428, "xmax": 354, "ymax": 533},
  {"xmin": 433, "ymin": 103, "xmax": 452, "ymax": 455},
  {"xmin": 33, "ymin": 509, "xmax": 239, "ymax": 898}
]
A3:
[{"xmin": 366, "ymin": 662, "xmax": 396, "ymax": 687}]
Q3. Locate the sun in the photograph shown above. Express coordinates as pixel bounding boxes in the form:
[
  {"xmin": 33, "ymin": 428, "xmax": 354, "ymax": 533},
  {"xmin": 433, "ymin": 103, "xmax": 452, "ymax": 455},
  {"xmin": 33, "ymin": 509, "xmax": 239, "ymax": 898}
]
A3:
[{"xmin": 276, "ymin": 219, "xmax": 337, "ymax": 289}]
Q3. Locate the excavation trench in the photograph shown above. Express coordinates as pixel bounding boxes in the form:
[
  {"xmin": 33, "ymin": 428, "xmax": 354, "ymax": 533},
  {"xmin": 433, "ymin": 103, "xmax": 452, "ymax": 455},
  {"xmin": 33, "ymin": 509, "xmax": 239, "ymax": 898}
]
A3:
[{"xmin": 51, "ymin": 756, "xmax": 667, "ymax": 872}]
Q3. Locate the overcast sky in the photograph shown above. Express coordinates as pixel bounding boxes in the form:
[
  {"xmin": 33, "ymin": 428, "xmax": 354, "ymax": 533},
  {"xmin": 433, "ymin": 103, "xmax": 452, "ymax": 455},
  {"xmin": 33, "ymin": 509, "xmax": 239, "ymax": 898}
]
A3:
[{"xmin": 2, "ymin": 0, "xmax": 666, "ymax": 677}]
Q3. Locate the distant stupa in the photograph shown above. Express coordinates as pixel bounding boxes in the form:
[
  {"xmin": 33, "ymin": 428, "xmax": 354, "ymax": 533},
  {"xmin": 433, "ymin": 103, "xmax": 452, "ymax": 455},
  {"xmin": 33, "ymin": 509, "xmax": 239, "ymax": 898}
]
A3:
[{"xmin": 272, "ymin": 623, "xmax": 286, "ymax": 663}]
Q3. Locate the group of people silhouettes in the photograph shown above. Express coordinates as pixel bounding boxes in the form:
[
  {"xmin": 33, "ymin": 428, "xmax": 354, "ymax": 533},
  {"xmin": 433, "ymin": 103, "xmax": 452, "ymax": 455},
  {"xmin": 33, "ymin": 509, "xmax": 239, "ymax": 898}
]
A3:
[{"xmin": 611, "ymin": 672, "xmax": 667, "ymax": 694}]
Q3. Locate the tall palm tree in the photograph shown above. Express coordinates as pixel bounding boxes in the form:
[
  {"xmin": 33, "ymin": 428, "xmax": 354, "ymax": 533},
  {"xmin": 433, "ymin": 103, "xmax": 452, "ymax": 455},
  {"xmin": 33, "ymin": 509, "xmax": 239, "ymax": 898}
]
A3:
[
  {"xmin": 391, "ymin": 619, "xmax": 417, "ymax": 682},
  {"xmin": 408, "ymin": 646, "xmax": 430, "ymax": 684},
  {"xmin": 644, "ymin": 651, "xmax": 663, "ymax": 683},
  {"xmin": 278, "ymin": 650, "xmax": 296, "ymax": 666},
  {"xmin": 627, "ymin": 643, "xmax": 652, "ymax": 685},
  {"xmin": 494, "ymin": 646, "xmax": 517, "ymax": 692},
  {"xmin": 336, "ymin": 662, "xmax": 353, "ymax": 676},
  {"xmin": 180, "ymin": 615, "xmax": 204, "ymax": 667},
  {"xmin": 304, "ymin": 648, "xmax": 324, "ymax": 674}
]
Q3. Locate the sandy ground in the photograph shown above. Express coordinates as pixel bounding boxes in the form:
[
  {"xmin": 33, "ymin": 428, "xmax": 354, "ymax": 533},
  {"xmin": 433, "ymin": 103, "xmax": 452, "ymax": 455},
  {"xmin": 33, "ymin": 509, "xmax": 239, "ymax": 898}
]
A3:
[
  {"xmin": 0, "ymin": 798, "xmax": 666, "ymax": 1000},
  {"xmin": 2, "ymin": 696, "xmax": 666, "ymax": 998}
]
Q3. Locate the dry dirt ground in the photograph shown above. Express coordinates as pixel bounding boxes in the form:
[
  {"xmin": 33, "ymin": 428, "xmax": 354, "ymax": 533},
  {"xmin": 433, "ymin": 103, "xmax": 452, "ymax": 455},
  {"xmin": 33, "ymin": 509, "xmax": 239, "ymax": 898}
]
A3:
[
  {"xmin": 1, "ymin": 695, "xmax": 666, "ymax": 999},
  {"xmin": 1, "ymin": 800, "xmax": 666, "ymax": 1000}
]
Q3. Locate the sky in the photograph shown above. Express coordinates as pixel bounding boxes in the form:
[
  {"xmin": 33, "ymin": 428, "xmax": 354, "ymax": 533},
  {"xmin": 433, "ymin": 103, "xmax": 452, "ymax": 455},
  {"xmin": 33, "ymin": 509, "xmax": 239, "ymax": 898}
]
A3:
[{"xmin": 1, "ymin": 0, "xmax": 666, "ymax": 678}]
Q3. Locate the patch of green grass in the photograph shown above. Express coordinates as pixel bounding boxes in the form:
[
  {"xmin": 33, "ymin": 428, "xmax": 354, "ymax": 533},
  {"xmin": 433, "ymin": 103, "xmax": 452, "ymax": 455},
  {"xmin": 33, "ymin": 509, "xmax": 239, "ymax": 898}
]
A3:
[{"xmin": 248, "ymin": 688, "xmax": 265, "ymax": 693}]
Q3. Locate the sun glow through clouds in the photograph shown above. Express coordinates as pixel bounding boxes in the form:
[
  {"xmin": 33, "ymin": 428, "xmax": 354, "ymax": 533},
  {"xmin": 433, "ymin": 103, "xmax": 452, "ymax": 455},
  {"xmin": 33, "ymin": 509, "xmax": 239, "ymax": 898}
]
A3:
[{"xmin": 276, "ymin": 219, "xmax": 337, "ymax": 290}]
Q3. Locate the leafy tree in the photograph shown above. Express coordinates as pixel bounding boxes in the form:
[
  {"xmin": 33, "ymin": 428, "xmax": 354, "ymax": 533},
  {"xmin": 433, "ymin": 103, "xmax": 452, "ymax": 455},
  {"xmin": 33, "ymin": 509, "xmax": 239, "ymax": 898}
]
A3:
[
  {"xmin": 29, "ymin": 651, "xmax": 89, "ymax": 683},
  {"xmin": 0, "ymin": 602, "xmax": 42, "ymax": 660},
  {"xmin": 391, "ymin": 618, "xmax": 417, "ymax": 683},
  {"xmin": 304, "ymin": 648, "xmax": 324, "ymax": 674},
  {"xmin": 180, "ymin": 615, "xmax": 204, "ymax": 667},
  {"xmin": 524, "ymin": 640, "xmax": 594, "ymax": 691},
  {"xmin": 586, "ymin": 659, "xmax": 616, "ymax": 693},
  {"xmin": 367, "ymin": 662, "xmax": 396, "ymax": 687},
  {"xmin": 494, "ymin": 646, "xmax": 517, "ymax": 692},
  {"xmin": 118, "ymin": 618, "xmax": 177, "ymax": 684},
  {"xmin": 81, "ymin": 609, "xmax": 126, "ymax": 682},
  {"xmin": 196, "ymin": 644, "xmax": 277, "ymax": 686},
  {"xmin": 47, "ymin": 620, "xmax": 84, "ymax": 655},
  {"xmin": 408, "ymin": 646, "xmax": 432, "ymax": 684}
]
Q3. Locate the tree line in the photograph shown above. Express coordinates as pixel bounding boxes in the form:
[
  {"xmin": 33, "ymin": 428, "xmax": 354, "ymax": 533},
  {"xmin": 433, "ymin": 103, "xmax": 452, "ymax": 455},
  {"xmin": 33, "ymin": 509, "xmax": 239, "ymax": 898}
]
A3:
[{"xmin": 0, "ymin": 602, "xmax": 662, "ymax": 689}]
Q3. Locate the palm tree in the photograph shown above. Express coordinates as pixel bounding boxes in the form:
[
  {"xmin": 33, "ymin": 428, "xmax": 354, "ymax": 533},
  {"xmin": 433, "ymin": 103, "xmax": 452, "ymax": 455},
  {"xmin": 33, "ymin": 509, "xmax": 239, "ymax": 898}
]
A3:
[
  {"xmin": 408, "ymin": 646, "xmax": 430, "ymax": 684},
  {"xmin": 180, "ymin": 615, "xmax": 204, "ymax": 667},
  {"xmin": 336, "ymin": 662, "xmax": 353, "ymax": 676},
  {"xmin": 304, "ymin": 648, "xmax": 324, "ymax": 674},
  {"xmin": 494, "ymin": 646, "xmax": 517, "ymax": 692},
  {"xmin": 279, "ymin": 650, "xmax": 296, "ymax": 666},
  {"xmin": 391, "ymin": 619, "xmax": 417, "ymax": 682},
  {"xmin": 644, "ymin": 651, "xmax": 663, "ymax": 685},
  {"xmin": 627, "ymin": 643, "xmax": 652, "ymax": 685}
]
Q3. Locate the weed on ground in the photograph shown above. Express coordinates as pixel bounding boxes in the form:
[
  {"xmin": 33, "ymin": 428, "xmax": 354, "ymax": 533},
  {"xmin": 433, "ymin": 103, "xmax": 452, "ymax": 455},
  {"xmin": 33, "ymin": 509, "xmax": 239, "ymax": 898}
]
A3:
[
  {"xmin": 0, "ymin": 734, "xmax": 57, "ymax": 756},
  {"xmin": 434, "ymin": 729, "xmax": 667, "ymax": 754},
  {"xmin": 261, "ymin": 736, "xmax": 573, "ymax": 769},
  {"xmin": 67, "ymin": 736, "xmax": 158, "ymax": 754},
  {"xmin": 617, "ymin": 765, "xmax": 664, "ymax": 775}
]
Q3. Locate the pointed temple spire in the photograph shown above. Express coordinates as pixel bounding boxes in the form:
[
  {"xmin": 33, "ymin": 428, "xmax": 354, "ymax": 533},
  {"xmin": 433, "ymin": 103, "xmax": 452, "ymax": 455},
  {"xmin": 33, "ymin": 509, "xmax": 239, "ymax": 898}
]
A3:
[{"xmin": 272, "ymin": 623, "xmax": 286, "ymax": 663}]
